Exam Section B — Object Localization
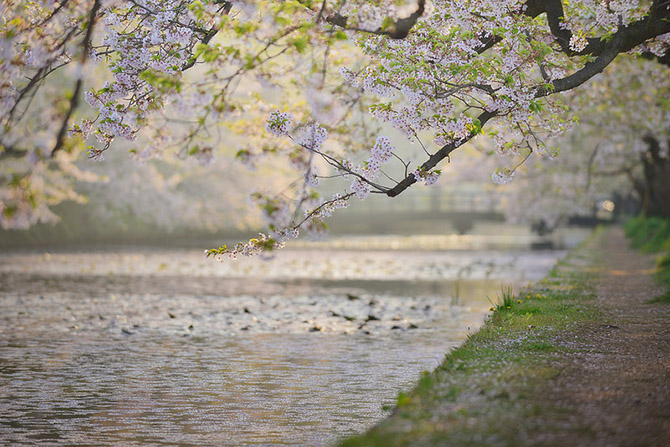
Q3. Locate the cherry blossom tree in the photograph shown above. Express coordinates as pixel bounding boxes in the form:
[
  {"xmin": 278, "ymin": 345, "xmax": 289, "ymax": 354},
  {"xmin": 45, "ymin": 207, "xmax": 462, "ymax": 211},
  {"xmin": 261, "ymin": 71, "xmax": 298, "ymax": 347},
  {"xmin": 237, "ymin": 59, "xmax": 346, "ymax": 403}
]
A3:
[
  {"xmin": 1, "ymin": 0, "xmax": 669, "ymax": 255},
  {"xmin": 478, "ymin": 55, "xmax": 670, "ymax": 228}
]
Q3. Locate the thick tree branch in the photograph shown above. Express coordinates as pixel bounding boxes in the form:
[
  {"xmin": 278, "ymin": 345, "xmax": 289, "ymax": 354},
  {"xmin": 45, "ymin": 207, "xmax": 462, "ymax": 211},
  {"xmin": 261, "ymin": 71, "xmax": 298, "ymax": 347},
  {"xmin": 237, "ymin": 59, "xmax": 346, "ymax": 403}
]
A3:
[
  {"xmin": 525, "ymin": 0, "xmax": 670, "ymax": 57},
  {"xmin": 537, "ymin": 33, "xmax": 625, "ymax": 96}
]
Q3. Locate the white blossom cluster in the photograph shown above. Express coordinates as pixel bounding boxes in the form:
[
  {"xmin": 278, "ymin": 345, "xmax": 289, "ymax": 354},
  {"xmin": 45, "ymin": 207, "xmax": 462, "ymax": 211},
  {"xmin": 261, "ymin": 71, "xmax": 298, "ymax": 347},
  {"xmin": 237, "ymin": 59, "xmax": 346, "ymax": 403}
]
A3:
[
  {"xmin": 491, "ymin": 168, "xmax": 515, "ymax": 185},
  {"xmin": 350, "ymin": 178, "xmax": 371, "ymax": 200},
  {"xmin": 208, "ymin": 223, "xmax": 307, "ymax": 259},
  {"xmin": 412, "ymin": 169, "xmax": 441, "ymax": 186},
  {"xmin": 350, "ymin": 136, "xmax": 397, "ymax": 199},
  {"xmin": 265, "ymin": 110, "xmax": 294, "ymax": 137},
  {"xmin": 0, "ymin": 177, "xmax": 59, "ymax": 230},
  {"xmin": 369, "ymin": 103, "xmax": 425, "ymax": 140},
  {"xmin": 265, "ymin": 111, "xmax": 397, "ymax": 204},
  {"xmin": 341, "ymin": 2, "xmax": 534, "ymax": 151},
  {"xmin": 81, "ymin": 0, "xmax": 216, "ymax": 146},
  {"xmin": 644, "ymin": 33, "xmax": 670, "ymax": 58},
  {"xmin": 371, "ymin": 136, "xmax": 394, "ymax": 163},
  {"xmin": 208, "ymin": 233, "xmax": 283, "ymax": 260},
  {"xmin": 569, "ymin": 33, "xmax": 588, "ymax": 53},
  {"xmin": 295, "ymin": 122, "xmax": 328, "ymax": 150},
  {"xmin": 434, "ymin": 115, "xmax": 474, "ymax": 146},
  {"xmin": 306, "ymin": 193, "xmax": 350, "ymax": 221},
  {"xmin": 360, "ymin": 136, "xmax": 394, "ymax": 178},
  {"xmin": 339, "ymin": 66, "xmax": 359, "ymax": 87},
  {"xmin": 193, "ymin": 146, "xmax": 215, "ymax": 166}
]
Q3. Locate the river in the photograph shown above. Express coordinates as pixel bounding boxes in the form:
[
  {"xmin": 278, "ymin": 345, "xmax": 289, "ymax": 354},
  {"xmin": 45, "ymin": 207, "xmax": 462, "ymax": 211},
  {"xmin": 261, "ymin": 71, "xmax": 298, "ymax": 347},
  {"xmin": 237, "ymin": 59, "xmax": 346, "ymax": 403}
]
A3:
[{"xmin": 0, "ymin": 230, "xmax": 587, "ymax": 446}]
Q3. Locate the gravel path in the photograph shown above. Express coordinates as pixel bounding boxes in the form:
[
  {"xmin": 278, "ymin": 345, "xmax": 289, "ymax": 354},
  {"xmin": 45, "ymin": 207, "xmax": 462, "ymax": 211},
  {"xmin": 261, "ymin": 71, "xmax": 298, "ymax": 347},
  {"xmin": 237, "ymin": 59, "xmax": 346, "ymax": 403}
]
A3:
[{"xmin": 530, "ymin": 227, "xmax": 670, "ymax": 446}]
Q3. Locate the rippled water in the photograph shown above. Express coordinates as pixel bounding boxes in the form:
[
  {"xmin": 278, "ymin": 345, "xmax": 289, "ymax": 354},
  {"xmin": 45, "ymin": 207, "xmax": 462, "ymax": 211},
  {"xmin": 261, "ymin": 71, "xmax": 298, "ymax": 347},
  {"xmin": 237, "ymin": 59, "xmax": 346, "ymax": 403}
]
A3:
[{"xmin": 0, "ymin": 231, "xmax": 584, "ymax": 446}]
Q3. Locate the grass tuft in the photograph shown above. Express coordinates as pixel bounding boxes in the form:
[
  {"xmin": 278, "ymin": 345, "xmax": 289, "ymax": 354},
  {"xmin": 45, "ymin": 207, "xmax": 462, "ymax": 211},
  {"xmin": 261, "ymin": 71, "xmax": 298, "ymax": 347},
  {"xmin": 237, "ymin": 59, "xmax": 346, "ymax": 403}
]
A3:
[{"xmin": 487, "ymin": 285, "xmax": 516, "ymax": 312}]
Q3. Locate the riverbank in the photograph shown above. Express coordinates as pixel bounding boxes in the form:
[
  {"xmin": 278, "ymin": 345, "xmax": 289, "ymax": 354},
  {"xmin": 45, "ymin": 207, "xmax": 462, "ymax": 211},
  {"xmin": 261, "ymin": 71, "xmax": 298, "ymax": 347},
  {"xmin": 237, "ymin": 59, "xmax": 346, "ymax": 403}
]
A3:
[
  {"xmin": 0, "ymin": 233, "xmax": 571, "ymax": 446},
  {"xmin": 624, "ymin": 216, "xmax": 670, "ymax": 303},
  {"xmin": 340, "ymin": 226, "xmax": 670, "ymax": 446}
]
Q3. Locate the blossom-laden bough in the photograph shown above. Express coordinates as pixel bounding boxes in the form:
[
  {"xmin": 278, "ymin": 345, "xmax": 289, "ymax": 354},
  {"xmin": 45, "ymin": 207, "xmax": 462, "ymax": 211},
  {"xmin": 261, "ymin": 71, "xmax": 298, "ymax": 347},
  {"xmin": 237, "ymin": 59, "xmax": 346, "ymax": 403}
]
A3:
[{"xmin": 0, "ymin": 1, "xmax": 668, "ymax": 255}]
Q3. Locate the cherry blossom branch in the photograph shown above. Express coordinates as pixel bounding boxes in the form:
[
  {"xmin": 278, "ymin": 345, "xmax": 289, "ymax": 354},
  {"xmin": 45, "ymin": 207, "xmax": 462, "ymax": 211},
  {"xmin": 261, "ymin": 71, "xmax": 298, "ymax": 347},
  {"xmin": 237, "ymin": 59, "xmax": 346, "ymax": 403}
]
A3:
[
  {"xmin": 51, "ymin": 0, "xmax": 102, "ymax": 158},
  {"xmin": 6, "ymin": 31, "xmax": 78, "ymax": 127},
  {"xmin": 180, "ymin": 1, "xmax": 232, "ymax": 70},
  {"xmin": 305, "ymin": 144, "xmax": 391, "ymax": 193},
  {"xmin": 386, "ymin": 110, "xmax": 496, "ymax": 197},
  {"xmin": 321, "ymin": 0, "xmax": 426, "ymax": 39},
  {"xmin": 292, "ymin": 192, "xmax": 354, "ymax": 229}
]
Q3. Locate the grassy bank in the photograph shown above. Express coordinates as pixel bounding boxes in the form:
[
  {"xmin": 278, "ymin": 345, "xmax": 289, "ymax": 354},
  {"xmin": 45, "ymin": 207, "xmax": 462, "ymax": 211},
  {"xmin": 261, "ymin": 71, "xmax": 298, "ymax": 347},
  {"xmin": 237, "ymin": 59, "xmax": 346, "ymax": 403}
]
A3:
[
  {"xmin": 340, "ymin": 232, "xmax": 606, "ymax": 447},
  {"xmin": 624, "ymin": 216, "xmax": 670, "ymax": 303}
]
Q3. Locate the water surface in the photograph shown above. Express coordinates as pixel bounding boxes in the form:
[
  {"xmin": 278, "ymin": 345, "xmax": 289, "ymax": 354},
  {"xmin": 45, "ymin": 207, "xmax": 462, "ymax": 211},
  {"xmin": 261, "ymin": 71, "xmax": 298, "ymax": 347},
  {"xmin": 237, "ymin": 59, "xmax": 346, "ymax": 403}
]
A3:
[{"xmin": 0, "ymin": 231, "xmax": 584, "ymax": 445}]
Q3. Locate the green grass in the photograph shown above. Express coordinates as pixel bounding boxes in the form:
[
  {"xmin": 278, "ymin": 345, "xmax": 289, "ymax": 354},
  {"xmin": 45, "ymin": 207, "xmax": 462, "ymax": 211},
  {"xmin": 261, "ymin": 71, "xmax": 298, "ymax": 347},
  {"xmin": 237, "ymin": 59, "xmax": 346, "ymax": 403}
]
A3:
[
  {"xmin": 624, "ymin": 216, "xmax": 670, "ymax": 252},
  {"xmin": 624, "ymin": 216, "xmax": 670, "ymax": 303},
  {"xmin": 339, "ymin": 236, "xmax": 603, "ymax": 447},
  {"xmin": 338, "ymin": 224, "xmax": 669, "ymax": 446},
  {"xmin": 649, "ymin": 252, "xmax": 670, "ymax": 303}
]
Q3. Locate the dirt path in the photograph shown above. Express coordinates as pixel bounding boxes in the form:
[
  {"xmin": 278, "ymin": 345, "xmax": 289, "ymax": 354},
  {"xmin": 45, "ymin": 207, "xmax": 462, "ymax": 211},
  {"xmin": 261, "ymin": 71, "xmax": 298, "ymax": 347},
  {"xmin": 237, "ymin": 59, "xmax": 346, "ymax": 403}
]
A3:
[{"xmin": 530, "ymin": 227, "xmax": 670, "ymax": 446}]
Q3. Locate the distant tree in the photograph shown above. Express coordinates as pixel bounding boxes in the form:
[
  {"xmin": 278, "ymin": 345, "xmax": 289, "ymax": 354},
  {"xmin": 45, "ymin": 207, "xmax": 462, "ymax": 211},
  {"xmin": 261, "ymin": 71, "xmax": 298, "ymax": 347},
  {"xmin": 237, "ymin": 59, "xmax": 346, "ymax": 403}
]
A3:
[{"xmin": 1, "ymin": 1, "xmax": 669, "ymax": 254}]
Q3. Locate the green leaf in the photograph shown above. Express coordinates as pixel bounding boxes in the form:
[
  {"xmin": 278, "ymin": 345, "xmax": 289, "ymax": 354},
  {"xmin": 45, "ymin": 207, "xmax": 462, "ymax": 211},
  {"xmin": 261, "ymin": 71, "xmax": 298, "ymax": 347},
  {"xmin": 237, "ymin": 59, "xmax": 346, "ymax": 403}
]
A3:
[
  {"xmin": 291, "ymin": 36, "xmax": 309, "ymax": 53},
  {"xmin": 333, "ymin": 30, "xmax": 348, "ymax": 40}
]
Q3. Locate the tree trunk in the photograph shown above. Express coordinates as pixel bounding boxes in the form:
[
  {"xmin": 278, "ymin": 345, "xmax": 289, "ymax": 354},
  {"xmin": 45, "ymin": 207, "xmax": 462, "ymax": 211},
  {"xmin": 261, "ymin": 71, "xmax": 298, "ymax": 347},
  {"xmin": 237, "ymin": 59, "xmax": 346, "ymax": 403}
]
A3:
[{"xmin": 640, "ymin": 135, "xmax": 670, "ymax": 219}]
